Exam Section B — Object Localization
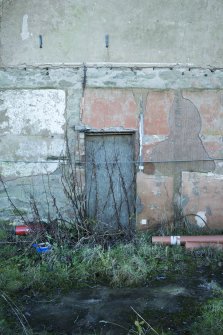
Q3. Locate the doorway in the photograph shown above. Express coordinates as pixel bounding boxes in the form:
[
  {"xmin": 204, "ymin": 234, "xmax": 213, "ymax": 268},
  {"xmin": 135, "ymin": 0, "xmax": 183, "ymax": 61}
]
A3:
[{"xmin": 85, "ymin": 132, "xmax": 135, "ymax": 231}]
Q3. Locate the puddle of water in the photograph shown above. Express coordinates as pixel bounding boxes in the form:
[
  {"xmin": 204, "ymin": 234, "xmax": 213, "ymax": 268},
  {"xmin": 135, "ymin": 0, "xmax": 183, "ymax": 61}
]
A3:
[{"xmin": 24, "ymin": 270, "xmax": 223, "ymax": 335}]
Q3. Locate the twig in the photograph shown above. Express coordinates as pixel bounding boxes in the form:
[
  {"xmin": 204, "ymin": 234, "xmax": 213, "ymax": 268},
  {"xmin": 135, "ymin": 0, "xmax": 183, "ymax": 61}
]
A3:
[
  {"xmin": 130, "ymin": 306, "xmax": 160, "ymax": 335},
  {"xmin": 184, "ymin": 213, "xmax": 210, "ymax": 230},
  {"xmin": 99, "ymin": 320, "xmax": 129, "ymax": 331},
  {"xmin": 0, "ymin": 175, "xmax": 28, "ymax": 224},
  {"xmin": 1, "ymin": 292, "xmax": 32, "ymax": 335}
]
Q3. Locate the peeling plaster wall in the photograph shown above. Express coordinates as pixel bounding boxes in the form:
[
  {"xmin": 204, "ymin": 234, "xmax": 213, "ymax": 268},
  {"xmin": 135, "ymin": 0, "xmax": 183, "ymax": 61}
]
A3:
[
  {"xmin": 0, "ymin": 68, "xmax": 82, "ymax": 222},
  {"xmin": 0, "ymin": 89, "xmax": 66, "ymax": 177},
  {"xmin": 182, "ymin": 172, "xmax": 223, "ymax": 229},
  {"xmin": 0, "ymin": 66, "xmax": 223, "ymax": 228},
  {"xmin": 1, "ymin": 0, "xmax": 223, "ymax": 67},
  {"xmin": 82, "ymin": 83, "xmax": 223, "ymax": 229},
  {"xmin": 1, "ymin": 1, "xmax": 223, "ymax": 228}
]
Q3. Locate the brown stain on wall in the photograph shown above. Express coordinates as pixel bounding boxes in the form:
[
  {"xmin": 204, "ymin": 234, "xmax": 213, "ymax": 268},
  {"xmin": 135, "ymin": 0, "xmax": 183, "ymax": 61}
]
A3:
[{"xmin": 150, "ymin": 91, "xmax": 214, "ymax": 164}]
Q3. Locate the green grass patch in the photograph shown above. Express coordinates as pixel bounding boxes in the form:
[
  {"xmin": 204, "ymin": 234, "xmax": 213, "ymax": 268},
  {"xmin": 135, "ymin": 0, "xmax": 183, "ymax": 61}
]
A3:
[
  {"xmin": 0, "ymin": 233, "xmax": 222, "ymax": 295},
  {"xmin": 0, "ymin": 232, "xmax": 223, "ymax": 334},
  {"xmin": 191, "ymin": 298, "xmax": 223, "ymax": 335}
]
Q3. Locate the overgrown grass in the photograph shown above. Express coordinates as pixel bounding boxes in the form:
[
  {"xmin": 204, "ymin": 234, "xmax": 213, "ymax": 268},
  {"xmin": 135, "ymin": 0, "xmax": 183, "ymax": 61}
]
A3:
[
  {"xmin": 191, "ymin": 298, "xmax": 223, "ymax": 335},
  {"xmin": 1, "ymin": 230, "xmax": 223, "ymax": 334},
  {"xmin": 190, "ymin": 284, "xmax": 223, "ymax": 335},
  {"xmin": 1, "ymin": 232, "xmax": 223, "ymax": 295},
  {"xmin": 129, "ymin": 293, "xmax": 223, "ymax": 335}
]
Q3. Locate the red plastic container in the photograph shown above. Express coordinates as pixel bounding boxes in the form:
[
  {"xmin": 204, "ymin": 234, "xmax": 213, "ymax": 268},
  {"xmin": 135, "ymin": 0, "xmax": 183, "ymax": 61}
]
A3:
[
  {"xmin": 15, "ymin": 225, "xmax": 32, "ymax": 235},
  {"xmin": 15, "ymin": 224, "xmax": 45, "ymax": 236}
]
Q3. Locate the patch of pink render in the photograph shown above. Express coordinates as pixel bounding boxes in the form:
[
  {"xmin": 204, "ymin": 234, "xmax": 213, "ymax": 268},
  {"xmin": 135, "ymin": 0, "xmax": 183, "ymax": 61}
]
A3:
[
  {"xmin": 182, "ymin": 172, "xmax": 223, "ymax": 229},
  {"xmin": 143, "ymin": 91, "xmax": 174, "ymax": 160},
  {"xmin": 183, "ymin": 90, "xmax": 223, "ymax": 159},
  {"xmin": 137, "ymin": 172, "xmax": 174, "ymax": 228},
  {"xmin": 144, "ymin": 91, "xmax": 174, "ymax": 135},
  {"xmin": 83, "ymin": 89, "xmax": 138, "ymax": 129},
  {"xmin": 82, "ymin": 89, "xmax": 223, "ymax": 229}
]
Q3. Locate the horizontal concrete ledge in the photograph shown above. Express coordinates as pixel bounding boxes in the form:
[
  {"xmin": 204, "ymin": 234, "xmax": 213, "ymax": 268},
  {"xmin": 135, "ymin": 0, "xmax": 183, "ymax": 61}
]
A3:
[
  {"xmin": 73, "ymin": 125, "xmax": 137, "ymax": 133},
  {"xmin": 1, "ymin": 65, "xmax": 223, "ymax": 90},
  {"xmin": 1, "ymin": 62, "xmax": 223, "ymax": 70}
]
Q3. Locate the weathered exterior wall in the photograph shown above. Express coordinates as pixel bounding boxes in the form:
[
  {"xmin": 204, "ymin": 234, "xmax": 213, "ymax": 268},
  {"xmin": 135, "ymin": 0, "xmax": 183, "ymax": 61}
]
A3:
[
  {"xmin": 82, "ymin": 85, "xmax": 223, "ymax": 228},
  {"xmin": 1, "ymin": 1, "xmax": 223, "ymax": 230},
  {"xmin": 182, "ymin": 172, "xmax": 223, "ymax": 229},
  {"xmin": 137, "ymin": 174, "xmax": 174, "ymax": 228},
  {"xmin": 0, "ymin": 89, "xmax": 65, "ymax": 177},
  {"xmin": 1, "ymin": 0, "xmax": 223, "ymax": 67},
  {"xmin": 0, "ymin": 66, "xmax": 223, "ymax": 229},
  {"xmin": 0, "ymin": 68, "xmax": 82, "ymax": 222}
]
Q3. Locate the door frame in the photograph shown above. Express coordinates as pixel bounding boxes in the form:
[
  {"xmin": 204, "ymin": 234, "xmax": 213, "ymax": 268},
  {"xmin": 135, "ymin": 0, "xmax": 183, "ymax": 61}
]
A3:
[{"xmin": 84, "ymin": 130, "xmax": 136, "ymax": 230}]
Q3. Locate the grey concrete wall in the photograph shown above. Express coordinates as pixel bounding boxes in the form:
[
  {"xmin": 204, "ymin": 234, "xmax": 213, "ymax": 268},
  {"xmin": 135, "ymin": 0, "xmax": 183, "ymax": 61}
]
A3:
[
  {"xmin": 0, "ymin": 67, "xmax": 83, "ymax": 223},
  {"xmin": 0, "ymin": 89, "xmax": 66, "ymax": 177},
  {"xmin": 1, "ymin": 0, "xmax": 223, "ymax": 67}
]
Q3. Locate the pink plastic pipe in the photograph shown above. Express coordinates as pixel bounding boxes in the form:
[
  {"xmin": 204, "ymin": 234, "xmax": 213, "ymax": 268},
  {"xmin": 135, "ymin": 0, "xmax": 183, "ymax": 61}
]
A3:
[{"xmin": 152, "ymin": 235, "xmax": 223, "ymax": 246}]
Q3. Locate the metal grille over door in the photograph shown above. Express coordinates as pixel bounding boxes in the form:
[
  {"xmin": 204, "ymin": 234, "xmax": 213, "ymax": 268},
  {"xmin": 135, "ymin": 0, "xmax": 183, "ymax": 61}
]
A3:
[{"xmin": 85, "ymin": 133, "xmax": 135, "ymax": 231}]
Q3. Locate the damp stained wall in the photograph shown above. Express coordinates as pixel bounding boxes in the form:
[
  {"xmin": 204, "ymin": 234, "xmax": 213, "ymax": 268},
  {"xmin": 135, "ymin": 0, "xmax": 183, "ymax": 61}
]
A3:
[
  {"xmin": 0, "ymin": 66, "xmax": 223, "ymax": 228},
  {"xmin": 82, "ymin": 87, "xmax": 223, "ymax": 229},
  {"xmin": 1, "ymin": 0, "xmax": 223, "ymax": 67},
  {"xmin": 0, "ymin": 68, "xmax": 83, "ymax": 223},
  {"xmin": 1, "ymin": 0, "xmax": 223, "ymax": 230},
  {"xmin": 0, "ymin": 90, "xmax": 66, "ymax": 177}
]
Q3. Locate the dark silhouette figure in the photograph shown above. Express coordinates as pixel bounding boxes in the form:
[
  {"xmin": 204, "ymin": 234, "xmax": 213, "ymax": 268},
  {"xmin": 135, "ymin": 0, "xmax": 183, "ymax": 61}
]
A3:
[
  {"xmin": 151, "ymin": 91, "xmax": 214, "ymax": 166},
  {"xmin": 150, "ymin": 91, "xmax": 215, "ymax": 193}
]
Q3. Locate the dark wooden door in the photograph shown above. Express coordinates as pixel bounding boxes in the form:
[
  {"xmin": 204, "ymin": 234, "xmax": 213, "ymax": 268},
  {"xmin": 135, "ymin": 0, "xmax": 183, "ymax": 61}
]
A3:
[{"xmin": 85, "ymin": 133, "xmax": 135, "ymax": 231}]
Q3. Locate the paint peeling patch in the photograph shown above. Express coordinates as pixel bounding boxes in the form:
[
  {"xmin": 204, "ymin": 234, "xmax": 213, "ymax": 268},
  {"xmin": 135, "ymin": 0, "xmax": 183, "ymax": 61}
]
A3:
[
  {"xmin": 143, "ymin": 135, "xmax": 168, "ymax": 144},
  {"xmin": 195, "ymin": 211, "xmax": 207, "ymax": 228},
  {"xmin": 21, "ymin": 15, "xmax": 30, "ymax": 40},
  {"xmin": 181, "ymin": 195, "xmax": 189, "ymax": 208},
  {"xmin": 207, "ymin": 172, "xmax": 223, "ymax": 179},
  {"xmin": 0, "ymin": 90, "xmax": 66, "ymax": 136}
]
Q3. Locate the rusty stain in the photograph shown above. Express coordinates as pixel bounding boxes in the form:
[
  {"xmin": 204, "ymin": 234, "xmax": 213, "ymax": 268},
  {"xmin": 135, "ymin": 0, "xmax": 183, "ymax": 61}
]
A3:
[{"xmin": 143, "ymin": 162, "xmax": 155, "ymax": 175}]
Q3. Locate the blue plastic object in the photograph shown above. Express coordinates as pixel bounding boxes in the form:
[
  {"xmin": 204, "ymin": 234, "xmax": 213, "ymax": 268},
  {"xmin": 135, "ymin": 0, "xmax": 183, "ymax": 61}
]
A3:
[{"xmin": 32, "ymin": 242, "xmax": 51, "ymax": 253}]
